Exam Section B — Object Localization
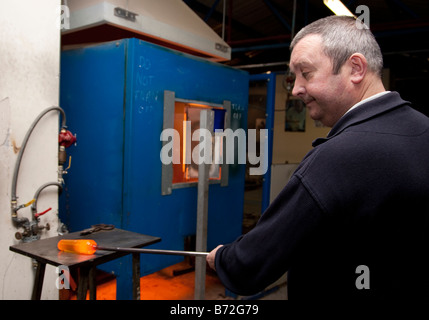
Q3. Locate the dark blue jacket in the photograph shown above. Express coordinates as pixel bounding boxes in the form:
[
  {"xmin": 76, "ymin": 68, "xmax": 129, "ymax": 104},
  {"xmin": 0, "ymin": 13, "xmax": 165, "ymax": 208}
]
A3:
[{"xmin": 215, "ymin": 92, "xmax": 429, "ymax": 300}]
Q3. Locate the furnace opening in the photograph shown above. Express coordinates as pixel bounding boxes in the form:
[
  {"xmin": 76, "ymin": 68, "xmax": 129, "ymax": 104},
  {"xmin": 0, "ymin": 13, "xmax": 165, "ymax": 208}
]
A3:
[{"xmin": 172, "ymin": 102, "xmax": 226, "ymax": 184}]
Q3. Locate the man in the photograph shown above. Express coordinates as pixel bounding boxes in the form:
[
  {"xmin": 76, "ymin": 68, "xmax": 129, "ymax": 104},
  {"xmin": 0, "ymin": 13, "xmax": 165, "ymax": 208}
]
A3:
[{"xmin": 207, "ymin": 16, "xmax": 429, "ymax": 300}]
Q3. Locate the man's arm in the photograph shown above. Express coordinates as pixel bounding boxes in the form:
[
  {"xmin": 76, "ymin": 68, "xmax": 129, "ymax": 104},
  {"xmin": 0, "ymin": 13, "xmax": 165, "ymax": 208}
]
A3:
[{"xmin": 206, "ymin": 175, "xmax": 324, "ymax": 296}]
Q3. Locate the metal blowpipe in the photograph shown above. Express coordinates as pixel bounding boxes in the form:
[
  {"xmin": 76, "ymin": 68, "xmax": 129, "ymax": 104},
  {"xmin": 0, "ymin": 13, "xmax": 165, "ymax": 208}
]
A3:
[{"xmin": 57, "ymin": 239, "xmax": 208, "ymax": 257}]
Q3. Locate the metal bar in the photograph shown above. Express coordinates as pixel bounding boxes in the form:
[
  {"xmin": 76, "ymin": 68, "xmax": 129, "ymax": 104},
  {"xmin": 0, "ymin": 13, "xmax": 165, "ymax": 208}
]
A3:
[
  {"xmin": 89, "ymin": 266, "xmax": 96, "ymax": 300},
  {"xmin": 221, "ymin": 100, "xmax": 231, "ymax": 187},
  {"xmin": 249, "ymin": 73, "xmax": 276, "ymax": 214},
  {"xmin": 77, "ymin": 266, "xmax": 89, "ymax": 300},
  {"xmin": 195, "ymin": 109, "xmax": 214, "ymax": 300},
  {"xmin": 97, "ymin": 246, "xmax": 209, "ymax": 257},
  {"xmin": 31, "ymin": 262, "xmax": 46, "ymax": 300},
  {"xmin": 227, "ymin": 0, "xmax": 232, "ymax": 42},
  {"xmin": 222, "ymin": 0, "xmax": 226, "ymax": 39},
  {"xmin": 132, "ymin": 253, "xmax": 141, "ymax": 300},
  {"xmin": 262, "ymin": 73, "xmax": 276, "ymax": 213},
  {"xmin": 161, "ymin": 90, "xmax": 175, "ymax": 195},
  {"xmin": 291, "ymin": 0, "xmax": 297, "ymax": 40}
]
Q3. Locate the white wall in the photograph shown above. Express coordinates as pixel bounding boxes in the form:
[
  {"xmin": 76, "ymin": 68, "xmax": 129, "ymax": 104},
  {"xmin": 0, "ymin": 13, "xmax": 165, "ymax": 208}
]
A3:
[{"xmin": 0, "ymin": 0, "xmax": 61, "ymax": 299}]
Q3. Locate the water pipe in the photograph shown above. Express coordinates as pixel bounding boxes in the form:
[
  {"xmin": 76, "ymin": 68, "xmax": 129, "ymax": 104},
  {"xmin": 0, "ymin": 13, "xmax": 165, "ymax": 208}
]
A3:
[
  {"xmin": 11, "ymin": 106, "xmax": 67, "ymax": 223},
  {"xmin": 30, "ymin": 182, "xmax": 63, "ymax": 221}
]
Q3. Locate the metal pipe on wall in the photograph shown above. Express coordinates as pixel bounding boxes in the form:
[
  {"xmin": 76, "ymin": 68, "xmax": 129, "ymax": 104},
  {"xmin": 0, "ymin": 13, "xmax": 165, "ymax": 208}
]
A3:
[{"xmin": 11, "ymin": 106, "xmax": 67, "ymax": 218}]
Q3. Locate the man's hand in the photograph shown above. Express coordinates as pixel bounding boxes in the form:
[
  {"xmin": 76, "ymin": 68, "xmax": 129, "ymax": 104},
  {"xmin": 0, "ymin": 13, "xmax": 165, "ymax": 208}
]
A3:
[{"xmin": 206, "ymin": 244, "xmax": 223, "ymax": 271}]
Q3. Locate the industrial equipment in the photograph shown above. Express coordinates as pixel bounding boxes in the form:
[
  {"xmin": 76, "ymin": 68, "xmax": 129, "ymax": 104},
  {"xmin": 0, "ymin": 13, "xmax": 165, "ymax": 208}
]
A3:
[{"xmin": 59, "ymin": 38, "xmax": 248, "ymax": 299}]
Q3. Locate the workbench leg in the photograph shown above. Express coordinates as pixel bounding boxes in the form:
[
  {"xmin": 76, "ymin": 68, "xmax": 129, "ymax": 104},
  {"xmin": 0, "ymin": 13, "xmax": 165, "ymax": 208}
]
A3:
[
  {"xmin": 89, "ymin": 266, "xmax": 97, "ymax": 300},
  {"xmin": 132, "ymin": 253, "xmax": 140, "ymax": 300},
  {"xmin": 76, "ymin": 266, "xmax": 97, "ymax": 300},
  {"xmin": 32, "ymin": 262, "xmax": 46, "ymax": 300},
  {"xmin": 77, "ymin": 267, "xmax": 89, "ymax": 300}
]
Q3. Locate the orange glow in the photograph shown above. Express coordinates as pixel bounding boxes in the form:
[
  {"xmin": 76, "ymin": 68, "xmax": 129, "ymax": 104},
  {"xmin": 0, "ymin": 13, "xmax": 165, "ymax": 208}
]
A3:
[
  {"xmin": 172, "ymin": 102, "xmax": 223, "ymax": 184},
  {"xmin": 57, "ymin": 239, "xmax": 97, "ymax": 255},
  {"xmin": 60, "ymin": 262, "xmax": 225, "ymax": 300},
  {"xmin": 187, "ymin": 103, "xmax": 212, "ymax": 109},
  {"xmin": 173, "ymin": 102, "xmax": 186, "ymax": 184}
]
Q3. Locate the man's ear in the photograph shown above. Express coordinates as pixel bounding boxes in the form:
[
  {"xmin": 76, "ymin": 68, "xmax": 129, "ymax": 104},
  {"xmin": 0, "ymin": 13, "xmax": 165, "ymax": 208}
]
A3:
[{"xmin": 348, "ymin": 53, "xmax": 367, "ymax": 84}]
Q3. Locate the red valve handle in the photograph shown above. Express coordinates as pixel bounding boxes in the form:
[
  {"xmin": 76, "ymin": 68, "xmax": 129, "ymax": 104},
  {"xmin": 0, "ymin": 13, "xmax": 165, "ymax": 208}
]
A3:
[
  {"xmin": 35, "ymin": 207, "xmax": 52, "ymax": 218},
  {"xmin": 59, "ymin": 129, "xmax": 76, "ymax": 148}
]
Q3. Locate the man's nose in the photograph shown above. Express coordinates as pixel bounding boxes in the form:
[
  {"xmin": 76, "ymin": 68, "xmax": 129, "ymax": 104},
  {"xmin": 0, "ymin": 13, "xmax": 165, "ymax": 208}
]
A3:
[{"xmin": 292, "ymin": 78, "xmax": 305, "ymax": 97}]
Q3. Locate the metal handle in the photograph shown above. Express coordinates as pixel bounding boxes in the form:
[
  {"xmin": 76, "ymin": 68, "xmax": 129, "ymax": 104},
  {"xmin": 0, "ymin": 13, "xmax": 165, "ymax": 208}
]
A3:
[{"xmin": 97, "ymin": 246, "xmax": 209, "ymax": 257}]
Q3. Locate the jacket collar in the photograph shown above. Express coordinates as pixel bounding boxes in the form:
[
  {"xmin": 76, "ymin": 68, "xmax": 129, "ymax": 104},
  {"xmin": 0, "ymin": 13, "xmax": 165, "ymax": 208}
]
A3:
[{"xmin": 312, "ymin": 91, "xmax": 410, "ymax": 147}]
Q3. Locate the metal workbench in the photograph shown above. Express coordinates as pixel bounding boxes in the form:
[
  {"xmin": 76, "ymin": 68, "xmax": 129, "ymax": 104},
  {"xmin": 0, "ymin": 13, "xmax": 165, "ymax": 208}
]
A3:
[{"xmin": 9, "ymin": 228, "xmax": 160, "ymax": 300}]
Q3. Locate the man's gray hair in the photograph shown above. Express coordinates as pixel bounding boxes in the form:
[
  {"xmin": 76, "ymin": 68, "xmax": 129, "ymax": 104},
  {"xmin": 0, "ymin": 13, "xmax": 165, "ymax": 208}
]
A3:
[{"xmin": 290, "ymin": 16, "xmax": 383, "ymax": 78}]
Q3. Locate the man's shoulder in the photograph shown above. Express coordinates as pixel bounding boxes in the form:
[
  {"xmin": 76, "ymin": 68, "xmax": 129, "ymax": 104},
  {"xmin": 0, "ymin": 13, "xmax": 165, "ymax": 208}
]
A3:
[
  {"xmin": 349, "ymin": 103, "xmax": 429, "ymax": 136},
  {"xmin": 296, "ymin": 106, "xmax": 429, "ymax": 183}
]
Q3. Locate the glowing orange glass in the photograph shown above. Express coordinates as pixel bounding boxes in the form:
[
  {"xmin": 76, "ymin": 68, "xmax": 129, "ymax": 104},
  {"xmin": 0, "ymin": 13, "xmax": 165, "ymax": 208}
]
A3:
[{"xmin": 57, "ymin": 239, "xmax": 97, "ymax": 255}]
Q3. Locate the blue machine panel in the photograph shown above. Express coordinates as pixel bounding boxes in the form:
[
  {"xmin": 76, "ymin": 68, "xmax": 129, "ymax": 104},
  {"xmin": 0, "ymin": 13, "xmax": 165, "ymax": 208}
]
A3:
[
  {"xmin": 60, "ymin": 40, "xmax": 127, "ymax": 230},
  {"xmin": 60, "ymin": 39, "xmax": 249, "ymax": 299}
]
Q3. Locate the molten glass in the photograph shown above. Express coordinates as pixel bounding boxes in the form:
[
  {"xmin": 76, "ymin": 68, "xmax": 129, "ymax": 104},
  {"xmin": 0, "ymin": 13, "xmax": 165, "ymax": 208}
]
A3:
[{"xmin": 57, "ymin": 239, "xmax": 98, "ymax": 255}]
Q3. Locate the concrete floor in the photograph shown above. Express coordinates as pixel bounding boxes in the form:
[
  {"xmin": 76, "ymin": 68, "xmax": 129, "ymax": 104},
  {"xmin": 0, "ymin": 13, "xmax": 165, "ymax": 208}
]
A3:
[{"xmin": 139, "ymin": 261, "xmax": 288, "ymax": 300}]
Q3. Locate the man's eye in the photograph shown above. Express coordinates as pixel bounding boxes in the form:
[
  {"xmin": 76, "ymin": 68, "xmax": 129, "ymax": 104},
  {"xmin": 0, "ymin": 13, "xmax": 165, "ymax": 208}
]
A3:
[{"xmin": 302, "ymin": 72, "xmax": 309, "ymax": 79}]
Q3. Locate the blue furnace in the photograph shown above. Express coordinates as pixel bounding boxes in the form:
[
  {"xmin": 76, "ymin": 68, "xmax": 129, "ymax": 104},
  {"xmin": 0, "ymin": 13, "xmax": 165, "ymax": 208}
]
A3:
[{"xmin": 59, "ymin": 38, "xmax": 249, "ymax": 299}]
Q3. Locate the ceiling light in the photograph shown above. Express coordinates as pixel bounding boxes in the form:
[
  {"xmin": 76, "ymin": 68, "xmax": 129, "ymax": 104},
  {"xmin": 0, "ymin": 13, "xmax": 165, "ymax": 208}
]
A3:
[{"xmin": 323, "ymin": 0, "xmax": 356, "ymax": 17}]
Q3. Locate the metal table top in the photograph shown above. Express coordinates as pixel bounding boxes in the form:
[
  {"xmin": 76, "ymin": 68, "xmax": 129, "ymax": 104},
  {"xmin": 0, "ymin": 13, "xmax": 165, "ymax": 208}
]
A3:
[{"xmin": 9, "ymin": 228, "xmax": 161, "ymax": 269}]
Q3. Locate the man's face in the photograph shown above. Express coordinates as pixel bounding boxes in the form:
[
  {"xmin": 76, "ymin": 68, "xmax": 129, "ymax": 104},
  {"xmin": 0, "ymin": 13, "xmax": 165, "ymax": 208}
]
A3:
[{"xmin": 290, "ymin": 34, "xmax": 352, "ymax": 127}]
